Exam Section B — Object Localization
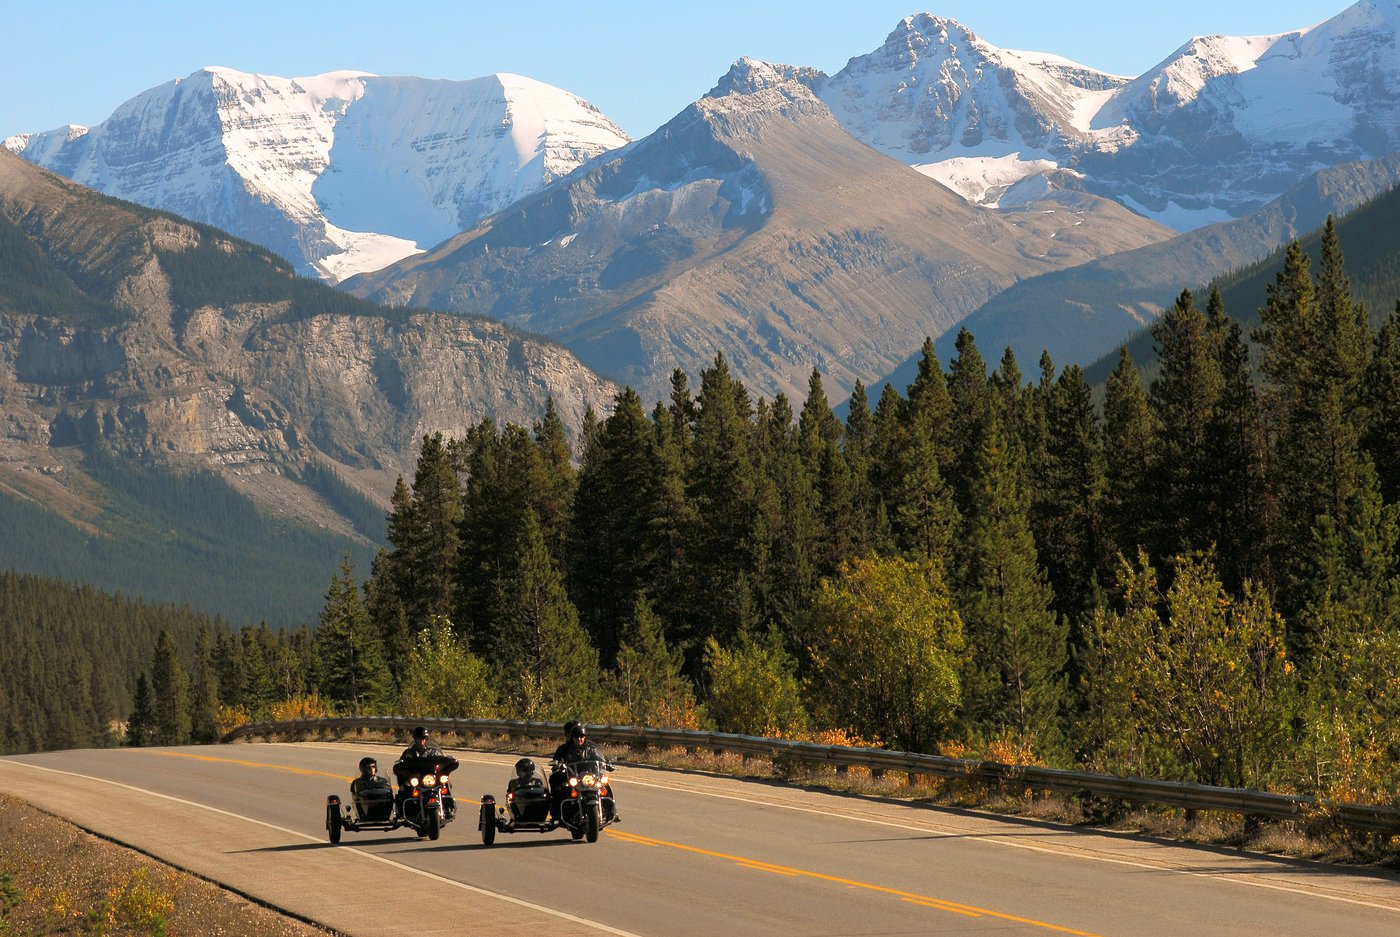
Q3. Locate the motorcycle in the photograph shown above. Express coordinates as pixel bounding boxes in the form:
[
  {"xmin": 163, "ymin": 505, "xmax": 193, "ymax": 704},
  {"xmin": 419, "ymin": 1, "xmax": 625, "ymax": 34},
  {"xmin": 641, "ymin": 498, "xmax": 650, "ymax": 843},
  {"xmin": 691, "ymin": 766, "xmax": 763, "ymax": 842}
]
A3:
[
  {"xmin": 326, "ymin": 753, "xmax": 460, "ymax": 843},
  {"xmin": 479, "ymin": 757, "xmax": 616, "ymax": 845}
]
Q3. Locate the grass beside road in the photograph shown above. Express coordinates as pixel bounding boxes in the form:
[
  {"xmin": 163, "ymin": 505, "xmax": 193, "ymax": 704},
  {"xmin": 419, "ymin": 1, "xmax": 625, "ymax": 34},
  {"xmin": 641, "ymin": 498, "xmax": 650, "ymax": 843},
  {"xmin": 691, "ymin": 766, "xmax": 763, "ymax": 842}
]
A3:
[{"xmin": 0, "ymin": 794, "xmax": 332, "ymax": 936}]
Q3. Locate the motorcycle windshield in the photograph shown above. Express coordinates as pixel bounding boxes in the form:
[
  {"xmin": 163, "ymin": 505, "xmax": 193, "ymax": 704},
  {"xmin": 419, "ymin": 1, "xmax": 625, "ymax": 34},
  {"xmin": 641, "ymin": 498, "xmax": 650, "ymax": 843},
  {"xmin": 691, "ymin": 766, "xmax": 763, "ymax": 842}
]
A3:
[{"xmin": 393, "ymin": 754, "xmax": 460, "ymax": 783}]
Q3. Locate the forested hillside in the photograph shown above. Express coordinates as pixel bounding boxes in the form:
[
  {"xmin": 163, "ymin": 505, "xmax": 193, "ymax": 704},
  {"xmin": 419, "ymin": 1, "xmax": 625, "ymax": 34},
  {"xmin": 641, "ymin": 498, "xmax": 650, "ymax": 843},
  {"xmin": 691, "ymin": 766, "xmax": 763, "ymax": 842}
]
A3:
[
  {"xmin": 38, "ymin": 224, "xmax": 1400, "ymax": 812},
  {"xmin": 111, "ymin": 222, "xmax": 1400, "ymax": 807},
  {"xmin": 1086, "ymin": 186, "xmax": 1400, "ymax": 386},
  {"xmin": 0, "ymin": 451, "xmax": 378, "ymax": 626}
]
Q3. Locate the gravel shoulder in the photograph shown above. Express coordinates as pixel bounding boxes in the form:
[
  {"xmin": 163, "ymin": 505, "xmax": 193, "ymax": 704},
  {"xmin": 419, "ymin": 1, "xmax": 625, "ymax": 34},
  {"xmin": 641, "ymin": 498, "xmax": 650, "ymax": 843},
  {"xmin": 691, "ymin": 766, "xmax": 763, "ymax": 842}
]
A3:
[{"xmin": 0, "ymin": 793, "xmax": 335, "ymax": 936}]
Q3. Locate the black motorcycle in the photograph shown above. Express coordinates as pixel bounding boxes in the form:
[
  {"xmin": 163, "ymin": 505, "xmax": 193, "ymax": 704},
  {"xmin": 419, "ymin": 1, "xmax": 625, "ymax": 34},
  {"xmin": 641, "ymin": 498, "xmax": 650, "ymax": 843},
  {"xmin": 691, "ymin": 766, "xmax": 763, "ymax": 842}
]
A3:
[
  {"xmin": 479, "ymin": 757, "xmax": 615, "ymax": 845},
  {"xmin": 326, "ymin": 753, "xmax": 459, "ymax": 843}
]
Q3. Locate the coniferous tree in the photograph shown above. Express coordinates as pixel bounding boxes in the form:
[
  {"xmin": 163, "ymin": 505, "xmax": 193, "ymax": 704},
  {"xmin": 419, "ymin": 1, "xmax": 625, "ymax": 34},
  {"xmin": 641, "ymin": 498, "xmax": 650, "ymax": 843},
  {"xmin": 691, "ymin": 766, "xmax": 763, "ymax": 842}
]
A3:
[
  {"xmin": 240, "ymin": 627, "xmax": 276, "ymax": 719},
  {"xmin": 680, "ymin": 354, "xmax": 760, "ymax": 660},
  {"xmin": 189, "ymin": 629, "xmax": 221, "ymax": 744},
  {"xmin": 1149, "ymin": 289, "xmax": 1222, "ymax": 562},
  {"xmin": 150, "ymin": 630, "xmax": 191, "ymax": 746},
  {"xmin": 612, "ymin": 595, "xmax": 700, "ymax": 728},
  {"xmin": 1363, "ymin": 303, "xmax": 1400, "ymax": 504},
  {"xmin": 1102, "ymin": 348, "xmax": 1155, "ymax": 565},
  {"xmin": 956, "ymin": 413, "xmax": 1066, "ymax": 754},
  {"xmin": 751, "ymin": 393, "xmax": 819, "ymax": 634},
  {"xmin": 315, "ymin": 555, "xmax": 391, "ymax": 714},
  {"xmin": 569, "ymin": 387, "xmax": 681, "ymax": 663},
  {"xmin": 1037, "ymin": 365, "xmax": 1105, "ymax": 629},
  {"xmin": 1205, "ymin": 288, "xmax": 1271, "ymax": 592},
  {"xmin": 946, "ymin": 328, "xmax": 992, "ymax": 517},
  {"xmin": 406, "ymin": 432, "xmax": 463, "ymax": 624},
  {"xmin": 489, "ymin": 509, "xmax": 606, "ymax": 719},
  {"xmin": 126, "ymin": 673, "xmax": 155, "ymax": 747}
]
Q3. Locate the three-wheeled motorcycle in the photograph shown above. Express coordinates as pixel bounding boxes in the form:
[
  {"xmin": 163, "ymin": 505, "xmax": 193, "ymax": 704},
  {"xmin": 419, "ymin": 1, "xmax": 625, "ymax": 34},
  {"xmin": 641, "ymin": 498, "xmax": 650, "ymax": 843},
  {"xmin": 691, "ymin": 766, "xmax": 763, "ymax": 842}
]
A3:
[
  {"xmin": 479, "ymin": 757, "xmax": 616, "ymax": 845},
  {"xmin": 326, "ymin": 753, "xmax": 460, "ymax": 843}
]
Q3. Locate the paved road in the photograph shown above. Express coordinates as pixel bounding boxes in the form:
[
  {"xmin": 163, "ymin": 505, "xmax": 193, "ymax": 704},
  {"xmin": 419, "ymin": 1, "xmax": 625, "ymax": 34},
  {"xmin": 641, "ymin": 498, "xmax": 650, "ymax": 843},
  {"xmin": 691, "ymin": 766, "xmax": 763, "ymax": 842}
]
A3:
[{"xmin": 2, "ymin": 743, "xmax": 1398, "ymax": 936}]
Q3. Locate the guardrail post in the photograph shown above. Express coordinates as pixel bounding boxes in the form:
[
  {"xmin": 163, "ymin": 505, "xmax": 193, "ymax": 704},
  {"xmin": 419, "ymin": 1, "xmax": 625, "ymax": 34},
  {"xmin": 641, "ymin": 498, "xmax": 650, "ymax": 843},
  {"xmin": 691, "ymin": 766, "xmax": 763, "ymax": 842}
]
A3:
[
  {"xmin": 870, "ymin": 768, "xmax": 884, "ymax": 780},
  {"xmin": 835, "ymin": 765, "xmax": 848, "ymax": 778}
]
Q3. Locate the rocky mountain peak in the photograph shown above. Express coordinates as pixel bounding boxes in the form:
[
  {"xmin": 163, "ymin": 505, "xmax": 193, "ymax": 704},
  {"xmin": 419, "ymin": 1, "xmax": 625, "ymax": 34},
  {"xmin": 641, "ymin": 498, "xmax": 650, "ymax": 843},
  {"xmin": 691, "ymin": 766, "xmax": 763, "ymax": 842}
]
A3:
[{"xmin": 706, "ymin": 57, "xmax": 824, "ymax": 98}]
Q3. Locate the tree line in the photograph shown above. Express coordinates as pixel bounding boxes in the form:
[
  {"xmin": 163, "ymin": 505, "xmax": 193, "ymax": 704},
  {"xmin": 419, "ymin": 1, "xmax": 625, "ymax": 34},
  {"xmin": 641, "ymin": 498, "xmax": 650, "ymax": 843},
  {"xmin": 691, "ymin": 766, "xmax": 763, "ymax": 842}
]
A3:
[{"xmin": 122, "ymin": 222, "xmax": 1399, "ymax": 803}]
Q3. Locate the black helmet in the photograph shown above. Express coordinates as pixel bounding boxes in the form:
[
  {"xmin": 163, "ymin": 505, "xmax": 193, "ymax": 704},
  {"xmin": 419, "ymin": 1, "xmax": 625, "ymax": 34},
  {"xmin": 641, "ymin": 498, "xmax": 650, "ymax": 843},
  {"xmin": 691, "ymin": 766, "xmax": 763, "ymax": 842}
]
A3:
[
  {"xmin": 515, "ymin": 757, "xmax": 536, "ymax": 778},
  {"xmin": 412, "ymin": 725, "xmax": 429, "ymax": 740},
  {"xmin": 569, "ymin": 723, "xmax": 587, "ymax": 740},
  {"xmin": 563, "ymin": 719, "xmax": 579, "ymax": 737},
  {"xmin": 358, "ymin": 756, "xmax": 377, "ymax": 774}
]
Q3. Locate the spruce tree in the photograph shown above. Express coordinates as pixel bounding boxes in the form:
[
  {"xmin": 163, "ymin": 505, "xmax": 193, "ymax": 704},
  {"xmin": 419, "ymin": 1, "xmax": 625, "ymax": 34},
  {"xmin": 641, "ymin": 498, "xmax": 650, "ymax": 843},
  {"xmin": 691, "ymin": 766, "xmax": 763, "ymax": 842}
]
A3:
[
  {"xmin": 1149, "ymin": 288, "xmax": 1222, "ymax": 562},
  {"xmin": 956, "ymin": 413, "xmax": 1066, "ymax": 754},
  {"xmin": 126, "ymin": 673, "xmax": 155, "ymax": 747},
  {"xmin": 612, "ymin": 594, "xmax": 699, "ymax": 728},
  {"xmin": 489, "ymin": 508, "xmax": 606, "ymax": 719},
  {"xmin": 1364, "ymin": 304, "xmax": 1400, "ymax": 504},
  {"xmin": 680, "ymin": 354, "xmax": 760, "ymax": 659},
  {"xmin": 1102, "ymin": 348, "xmax": 1155, "ymax": 566},
  {"xmin": 150, "ymin": 630, "xmax": 191, "ymax": 746},
  {"xmin": 315, "ymin": 555, "xmax": 392, "ymax": 714},
  {"xmin": 189, "ymin": 629, "xmax": 221, "ymax": 744}
]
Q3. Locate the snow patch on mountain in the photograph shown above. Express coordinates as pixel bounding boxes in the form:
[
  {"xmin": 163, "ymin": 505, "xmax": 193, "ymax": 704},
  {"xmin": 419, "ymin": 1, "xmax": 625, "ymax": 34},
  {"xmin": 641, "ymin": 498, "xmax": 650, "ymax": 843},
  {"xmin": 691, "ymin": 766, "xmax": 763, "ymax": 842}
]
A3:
[
  {"xmin": 915, "ymin": 154, "xmax": 1058, "ymax": 205},
  {"xmin": 9, "ymin": 67, "xmax": 630, "ymax": 281}
]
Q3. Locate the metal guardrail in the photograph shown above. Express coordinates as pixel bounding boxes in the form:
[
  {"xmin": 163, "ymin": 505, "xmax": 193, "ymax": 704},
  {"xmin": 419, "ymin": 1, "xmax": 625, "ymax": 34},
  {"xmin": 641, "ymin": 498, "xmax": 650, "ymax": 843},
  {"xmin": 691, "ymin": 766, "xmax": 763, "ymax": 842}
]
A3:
[{"xmin": 225, "ymin": 716, "xmax": 1400, "ymax": 833}]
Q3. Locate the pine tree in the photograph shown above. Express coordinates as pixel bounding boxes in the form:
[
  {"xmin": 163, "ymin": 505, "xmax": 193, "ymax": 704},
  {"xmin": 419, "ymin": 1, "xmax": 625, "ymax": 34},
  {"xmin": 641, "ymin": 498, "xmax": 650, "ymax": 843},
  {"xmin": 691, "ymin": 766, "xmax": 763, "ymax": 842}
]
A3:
[
  {"xmin": 1364, "ymin": 304, "xmax": 1400, "ymax": 504},
  {"xmin": 189, "ymin": 629, "xmax": 221, "ymax": 744},
  {"xmin": 150, "ymin": 630, "xmax": 190, "ymax": 746},
  {"xmin": 569, "ymin": 387, "xmax": 683, "ymax": 662},
  {"xmin": 240, "ymin": 627, "xmax": 276, "ymax": 719},
  {"xmin": 1205, "ymin": 288, "xmax": 1270, "ymax": 592},
  {"xmin": 489, "ymin": 509, "xmax": 606, "ymax": 719},
  {"xmin": 680, "ymin": 354, "xmax": 760, "ymax": 659},
  {"xmin": 1102, "ymin": 348, "xmax": 1155, "ymax": 565},
  {"xmin": 1149, "ymin": 288, "xmax": 1222, "ymax": 561},
  {"xmin": 956, "ymin": 413, "xmax": 1066, "ymax": 754},
  {"xmin": 407, "ymin": 432, "xmax": 463, "ymax": 624},
  {"xmin": 612, "ymin": 595, "xmax": 700, "ymax": 728},
  {"xmin": 315, "ymin": 555, "xmax": 392, "ymax": 714},
  {"xmin": 946, "ymin": 328, "xmax": 992, "ymax": 517},
  {"xmin": 126, "ymin": 673, "xmax": 155, "ymax": 747}
]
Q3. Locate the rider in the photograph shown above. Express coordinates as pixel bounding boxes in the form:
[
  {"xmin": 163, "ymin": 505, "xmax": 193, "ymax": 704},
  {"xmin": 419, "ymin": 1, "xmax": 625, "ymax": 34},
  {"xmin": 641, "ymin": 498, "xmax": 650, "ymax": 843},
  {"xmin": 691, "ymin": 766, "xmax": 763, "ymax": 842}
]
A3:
[
  {"xmin": 549, "ymin": 722, "xmax": 619, "ymax": 822},
  {"xmin": 400, "ymin": 725, "xmax": 442, "ymax": 761},
  {"xmin": 396, "ymin": 726, "xmax": 445, "ymax": 817}
]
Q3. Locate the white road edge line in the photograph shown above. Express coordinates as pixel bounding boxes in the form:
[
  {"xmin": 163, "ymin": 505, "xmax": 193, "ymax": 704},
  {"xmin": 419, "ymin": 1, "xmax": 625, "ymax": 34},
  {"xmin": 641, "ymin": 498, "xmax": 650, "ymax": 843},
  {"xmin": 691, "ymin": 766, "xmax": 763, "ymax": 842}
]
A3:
[
  {"xmin": 2, "ymin": 760, "xmax": 644, "ymax": 937},
  {"xmin": 269, "ymin": 744, "xmax": 1400, "ymax": 915},
  {"xmin": 422, "ymin": 747, "xmax": 1399, "ymax": 915}
]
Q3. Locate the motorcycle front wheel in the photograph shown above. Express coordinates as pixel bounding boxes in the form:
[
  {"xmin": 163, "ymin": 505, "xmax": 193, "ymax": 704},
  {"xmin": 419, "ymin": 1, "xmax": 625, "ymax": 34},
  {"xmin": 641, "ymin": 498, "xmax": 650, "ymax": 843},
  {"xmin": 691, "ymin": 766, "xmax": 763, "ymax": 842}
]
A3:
[
  {"xmin": 585, "ymin": 803, "xmax": 601, "ymax": 843},
  {"xmin": 427, "ymin": 808, "xmax": 441, "ymax": 841},
  {"xmin": 327, "ymin": 806, "xmax": 342, "ymax": 845}
]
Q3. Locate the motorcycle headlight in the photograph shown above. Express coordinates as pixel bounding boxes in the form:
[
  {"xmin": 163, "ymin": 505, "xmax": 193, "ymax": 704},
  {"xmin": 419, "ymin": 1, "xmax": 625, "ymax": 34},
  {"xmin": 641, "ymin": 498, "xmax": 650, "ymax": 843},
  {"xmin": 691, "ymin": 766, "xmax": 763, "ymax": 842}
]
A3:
[
  {"xmin": 581, "ymin": 773, "xmax": 599, "ymax": 787},
  {"xmin": 422, "ymin": 774, "xmax": 436, "ymax": 786},
  {"xmin": 409, "ymin": 777, "xmax": 420, "ymax": 787},
  {"xmin": 600, "ymin": 775, "xmax": 610, "ymax": 785},
  {"xmin": 568, "ymin": 777, "xmax": 578, "ymax": 787}
]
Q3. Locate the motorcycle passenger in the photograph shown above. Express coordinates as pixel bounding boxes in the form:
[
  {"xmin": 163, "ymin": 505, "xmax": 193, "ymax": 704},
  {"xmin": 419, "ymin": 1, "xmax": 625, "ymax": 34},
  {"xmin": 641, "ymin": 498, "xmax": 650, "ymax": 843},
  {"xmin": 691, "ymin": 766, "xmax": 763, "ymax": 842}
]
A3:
[
  {"xmin": 507, "ymin": 758, "xmax": 545, "ymax": 795},
  {"xmin": 549, "ymin": 723, "xmax": 619, "ymax": 822},
  {"xmin": 350, "ymin": 756, "xmax": 392, "ymax": 820}
]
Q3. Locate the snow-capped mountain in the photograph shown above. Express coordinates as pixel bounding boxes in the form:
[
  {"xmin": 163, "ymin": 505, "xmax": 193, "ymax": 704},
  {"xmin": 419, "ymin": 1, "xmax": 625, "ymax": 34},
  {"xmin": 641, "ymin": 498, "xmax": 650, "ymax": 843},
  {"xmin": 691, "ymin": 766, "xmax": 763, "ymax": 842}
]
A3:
[
  {"xmin": 348, "ymin": 80, "xmax": 1171, "ymax": 402},
  {"xmin": 4, "ymin": 67, "xmax": 629, "ymax": 281},
  {"xmin": 717, "ymin": 0, "xmax": 1400, "ymax": 230}
]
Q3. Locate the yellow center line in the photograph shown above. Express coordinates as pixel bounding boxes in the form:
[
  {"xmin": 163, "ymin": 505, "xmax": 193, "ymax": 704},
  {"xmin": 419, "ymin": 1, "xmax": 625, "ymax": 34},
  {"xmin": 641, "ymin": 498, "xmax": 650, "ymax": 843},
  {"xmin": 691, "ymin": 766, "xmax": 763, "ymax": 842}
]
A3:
[
  {"xmin": 605, "ymin": 829, "xmax": 1103, "ymax": 936},
  {"xmin": 156, "ymin": 751, "xmax": 1099, "ymax": 934}
]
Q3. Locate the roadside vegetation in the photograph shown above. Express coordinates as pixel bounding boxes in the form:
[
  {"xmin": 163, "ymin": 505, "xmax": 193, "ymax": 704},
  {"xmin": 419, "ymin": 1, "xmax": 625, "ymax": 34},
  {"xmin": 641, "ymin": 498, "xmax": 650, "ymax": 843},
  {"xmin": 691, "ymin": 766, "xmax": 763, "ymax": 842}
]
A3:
[{"xmin": 0, "ymin": 794, "xmax": 327, "ymax": 936}]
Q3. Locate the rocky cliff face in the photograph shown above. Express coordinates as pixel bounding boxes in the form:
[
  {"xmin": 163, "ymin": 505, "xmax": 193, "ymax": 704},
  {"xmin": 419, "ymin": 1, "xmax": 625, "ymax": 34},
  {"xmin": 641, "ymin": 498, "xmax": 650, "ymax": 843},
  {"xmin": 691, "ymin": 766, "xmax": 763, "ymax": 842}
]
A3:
[{"xmin": 0, "ymin": 150, "xmax": 616, "ymax": 539}]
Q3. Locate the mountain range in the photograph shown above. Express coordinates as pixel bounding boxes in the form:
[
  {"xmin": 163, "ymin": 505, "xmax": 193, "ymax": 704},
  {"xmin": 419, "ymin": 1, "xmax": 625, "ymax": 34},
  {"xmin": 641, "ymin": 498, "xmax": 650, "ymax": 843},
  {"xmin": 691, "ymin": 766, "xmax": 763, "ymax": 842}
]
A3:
[
  {"xmin": 5, "ymin": 68, "xmax": 629, "ymax": 282},
  {"xmin": 0, "ymin": 148, "xmax": 616, "ymax": 620}
]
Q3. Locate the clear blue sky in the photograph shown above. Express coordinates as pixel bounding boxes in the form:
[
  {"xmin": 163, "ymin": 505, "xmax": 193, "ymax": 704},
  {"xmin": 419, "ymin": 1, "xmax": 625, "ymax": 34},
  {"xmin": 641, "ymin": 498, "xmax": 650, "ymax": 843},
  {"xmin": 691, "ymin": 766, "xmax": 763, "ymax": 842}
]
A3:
[{"xmin": 4, "ymin": 0, "xmax": 1357, "ymax": 140}]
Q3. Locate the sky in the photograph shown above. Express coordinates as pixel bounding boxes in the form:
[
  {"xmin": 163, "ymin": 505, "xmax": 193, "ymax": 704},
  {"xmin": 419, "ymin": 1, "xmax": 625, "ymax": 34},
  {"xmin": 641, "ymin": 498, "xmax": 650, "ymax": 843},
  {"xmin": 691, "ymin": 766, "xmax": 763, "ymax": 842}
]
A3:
[{"xmin": 2, "ymin": 0, "xmax": 1359, "ymax": 141}]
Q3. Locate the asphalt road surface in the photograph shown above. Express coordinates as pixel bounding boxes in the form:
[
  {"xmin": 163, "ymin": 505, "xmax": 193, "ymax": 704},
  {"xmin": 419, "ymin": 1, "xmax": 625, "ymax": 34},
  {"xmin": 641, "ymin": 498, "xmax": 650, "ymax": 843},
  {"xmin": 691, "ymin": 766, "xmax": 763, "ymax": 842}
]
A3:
[{"xmin": 2, "ymin": 742, "xmax": 1398, "ymax": 936}]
